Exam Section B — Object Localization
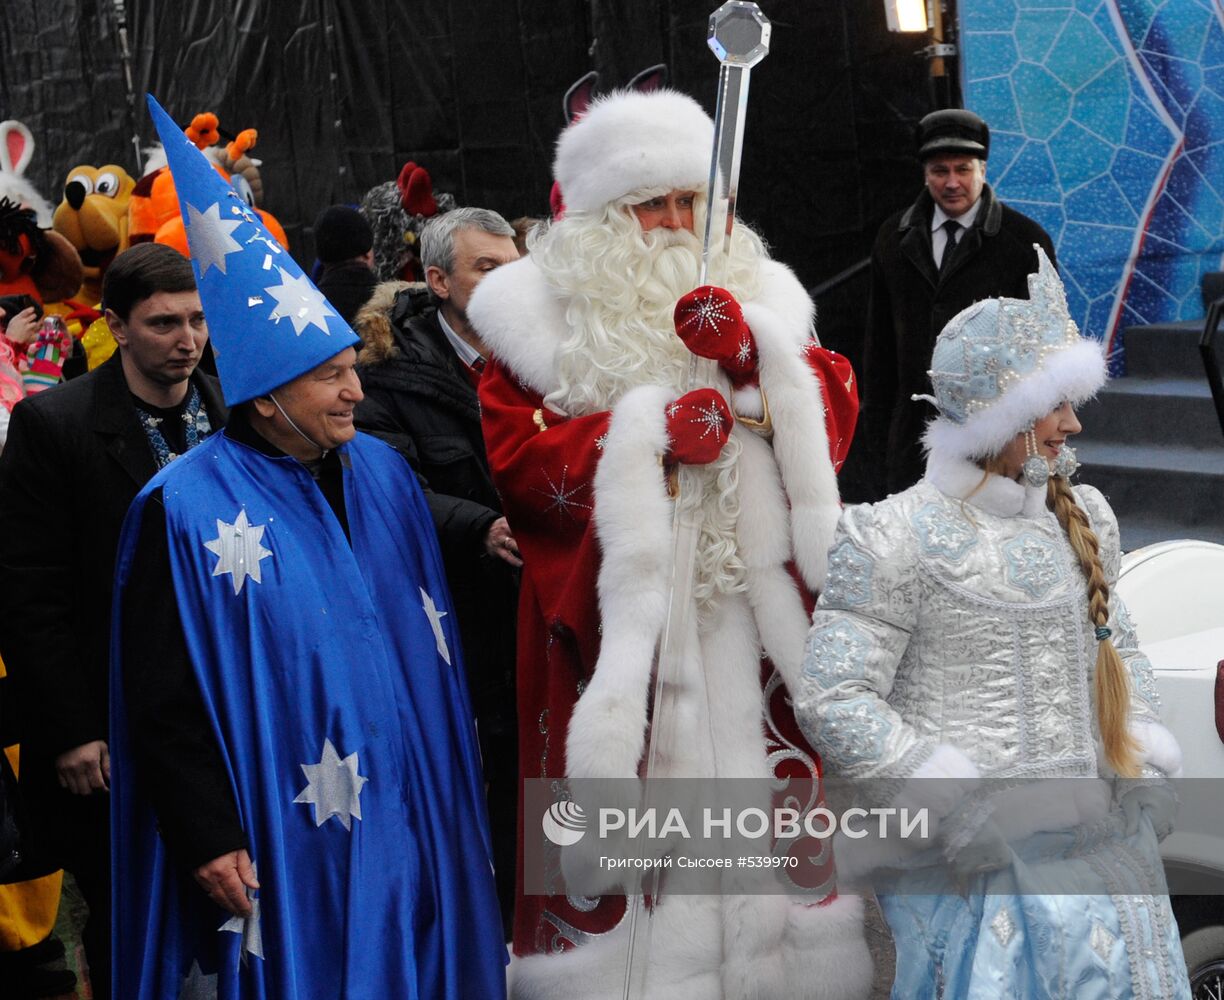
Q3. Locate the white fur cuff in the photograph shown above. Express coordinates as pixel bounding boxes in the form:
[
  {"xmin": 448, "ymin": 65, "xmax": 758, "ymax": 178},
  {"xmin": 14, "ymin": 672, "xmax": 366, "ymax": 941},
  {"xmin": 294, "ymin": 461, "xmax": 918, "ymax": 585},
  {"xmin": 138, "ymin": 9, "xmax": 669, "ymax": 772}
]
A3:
[{"xmin": 1130, "ymin": 718, "xmax": 1184, "ymax": 779}]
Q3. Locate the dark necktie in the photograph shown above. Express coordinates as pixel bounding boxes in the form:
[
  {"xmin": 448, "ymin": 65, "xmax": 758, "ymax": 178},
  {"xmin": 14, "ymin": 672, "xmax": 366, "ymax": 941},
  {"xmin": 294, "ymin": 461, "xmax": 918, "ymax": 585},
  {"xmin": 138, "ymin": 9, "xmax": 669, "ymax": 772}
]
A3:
[
  {"xmin": 938, "ymin": 219, "xmax": 962, "ymax": 278},
  {"xmin": 465, "ymin": 356, "xmax": 486, "ymax": 389}
]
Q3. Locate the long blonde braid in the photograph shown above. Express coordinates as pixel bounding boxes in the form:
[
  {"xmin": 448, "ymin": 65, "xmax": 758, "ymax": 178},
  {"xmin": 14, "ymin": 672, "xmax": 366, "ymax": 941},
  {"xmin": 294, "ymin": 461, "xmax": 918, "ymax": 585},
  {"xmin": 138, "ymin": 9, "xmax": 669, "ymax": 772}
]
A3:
[{"xmin": 1047, "ymin": 475, "xmax": 1141, "ymax": 776}]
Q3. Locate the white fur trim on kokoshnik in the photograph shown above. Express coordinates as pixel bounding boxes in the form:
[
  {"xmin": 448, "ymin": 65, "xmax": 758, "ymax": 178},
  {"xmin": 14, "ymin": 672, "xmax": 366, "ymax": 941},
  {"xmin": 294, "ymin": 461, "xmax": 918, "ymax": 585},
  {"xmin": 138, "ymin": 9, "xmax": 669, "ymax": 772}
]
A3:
[
  {"xmin": 553, "ymin": 89, "xmax": 714, "ymax": 215},
  {"xmin": 921, "ymin": 244, "xmax": 1107, "ymax": 462}
]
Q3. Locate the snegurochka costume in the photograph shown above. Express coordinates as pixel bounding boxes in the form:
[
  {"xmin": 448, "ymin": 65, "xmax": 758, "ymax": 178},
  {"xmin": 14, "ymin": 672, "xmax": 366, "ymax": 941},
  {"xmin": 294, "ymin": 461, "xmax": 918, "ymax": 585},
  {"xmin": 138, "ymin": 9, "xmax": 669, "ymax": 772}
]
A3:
[
  {"xmin": 797, "ymin": 248, "xmax": 1190, "ymax": 999},
  {"xmin": 108, "ymin": 96, "xmax": 505, "ymax": 1000}
]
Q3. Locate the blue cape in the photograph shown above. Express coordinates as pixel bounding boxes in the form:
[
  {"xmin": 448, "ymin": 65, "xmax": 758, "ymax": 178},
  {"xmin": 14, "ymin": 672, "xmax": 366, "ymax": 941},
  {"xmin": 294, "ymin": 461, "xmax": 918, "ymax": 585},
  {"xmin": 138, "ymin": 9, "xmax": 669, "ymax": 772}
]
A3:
[{"xmin": 111, "ymin": 429, "xmax": 506, "ymax": 999}]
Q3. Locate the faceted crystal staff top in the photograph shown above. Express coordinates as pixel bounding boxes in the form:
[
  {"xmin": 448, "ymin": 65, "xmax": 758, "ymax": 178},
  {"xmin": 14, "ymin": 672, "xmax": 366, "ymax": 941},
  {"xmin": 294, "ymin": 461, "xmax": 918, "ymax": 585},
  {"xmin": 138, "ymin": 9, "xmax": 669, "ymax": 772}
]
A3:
[{"xmin": 708, "ymin": 1, "xmax": 771, "ymax": 66}]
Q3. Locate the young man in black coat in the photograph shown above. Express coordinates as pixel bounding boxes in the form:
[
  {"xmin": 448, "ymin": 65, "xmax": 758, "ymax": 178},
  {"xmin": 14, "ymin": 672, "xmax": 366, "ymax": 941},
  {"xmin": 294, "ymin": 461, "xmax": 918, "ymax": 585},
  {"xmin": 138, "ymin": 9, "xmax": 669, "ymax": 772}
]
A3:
[
  {"xmin": 354, "ymin": 206, "xmax": 521, "ymax": 934},
  {"xmin": 313, "ymin": 204, "xmax": 378, "ymax": 325},
  {"xmin": 852, "ymin": 109, "xmax": 1057, "ymax": 500},
  {"xmin": 0, "ymin": 244, "xmax": 227, "ymax": 999}
]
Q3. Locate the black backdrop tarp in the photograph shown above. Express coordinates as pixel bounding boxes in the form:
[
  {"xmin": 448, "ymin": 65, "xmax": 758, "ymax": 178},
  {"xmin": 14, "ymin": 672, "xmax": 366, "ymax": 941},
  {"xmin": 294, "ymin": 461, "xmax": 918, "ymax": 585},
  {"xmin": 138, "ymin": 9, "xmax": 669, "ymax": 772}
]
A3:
[{"xmin": 1, "ymin": 0, "xmax": 940, "ymax": 365}]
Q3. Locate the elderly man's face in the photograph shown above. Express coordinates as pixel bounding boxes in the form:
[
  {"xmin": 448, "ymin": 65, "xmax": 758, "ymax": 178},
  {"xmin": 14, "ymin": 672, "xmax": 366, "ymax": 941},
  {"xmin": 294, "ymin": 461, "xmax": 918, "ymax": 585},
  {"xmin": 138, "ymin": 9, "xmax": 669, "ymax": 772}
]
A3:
[
  {"xmin": 428, "ymin": 227, "xmax": 520, "ymax": 323},
  {"xmin": 269, "ymin": 346, "xmax": 363, "ymax": 455},
  {"xmin": 631, "ymin": 190, "xmax": 697, "ymax": 233},
  {"xmin": 923, "ymin": 155, "xmax": 986, "ymax": 218}
]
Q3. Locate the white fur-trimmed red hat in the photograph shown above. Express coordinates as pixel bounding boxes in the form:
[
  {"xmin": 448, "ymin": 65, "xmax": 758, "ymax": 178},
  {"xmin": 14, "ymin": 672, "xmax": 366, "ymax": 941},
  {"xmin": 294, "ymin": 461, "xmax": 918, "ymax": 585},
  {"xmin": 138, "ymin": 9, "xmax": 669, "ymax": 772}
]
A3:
[{"xmin": 553, "ymin": 89, "xmax": 713, "ymax": 215}]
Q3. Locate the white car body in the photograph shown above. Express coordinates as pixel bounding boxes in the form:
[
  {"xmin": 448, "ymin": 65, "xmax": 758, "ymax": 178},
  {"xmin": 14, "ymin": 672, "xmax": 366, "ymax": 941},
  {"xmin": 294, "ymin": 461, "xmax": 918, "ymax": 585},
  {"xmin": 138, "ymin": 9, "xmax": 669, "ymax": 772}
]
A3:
[{"xmin": 1116, "ymin": 540, "xmax": 1224, "ymax": 996}]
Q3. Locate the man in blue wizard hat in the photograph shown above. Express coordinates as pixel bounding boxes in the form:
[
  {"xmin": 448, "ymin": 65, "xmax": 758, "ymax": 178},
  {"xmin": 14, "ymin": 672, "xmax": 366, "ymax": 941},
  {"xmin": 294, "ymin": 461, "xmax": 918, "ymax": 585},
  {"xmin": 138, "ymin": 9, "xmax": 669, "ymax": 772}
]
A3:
[{"xmin": 108, "ymin": 95, "xmax": 507, "ymax": 1000}]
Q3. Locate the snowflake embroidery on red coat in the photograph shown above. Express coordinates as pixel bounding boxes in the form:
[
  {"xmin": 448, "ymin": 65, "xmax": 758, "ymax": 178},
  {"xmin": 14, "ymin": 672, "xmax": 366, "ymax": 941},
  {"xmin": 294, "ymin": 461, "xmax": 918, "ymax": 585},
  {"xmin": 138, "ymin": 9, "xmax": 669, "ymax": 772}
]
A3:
[{"xmin": 531, "ymin": 464, "xmax": 592, "ymax": 523}]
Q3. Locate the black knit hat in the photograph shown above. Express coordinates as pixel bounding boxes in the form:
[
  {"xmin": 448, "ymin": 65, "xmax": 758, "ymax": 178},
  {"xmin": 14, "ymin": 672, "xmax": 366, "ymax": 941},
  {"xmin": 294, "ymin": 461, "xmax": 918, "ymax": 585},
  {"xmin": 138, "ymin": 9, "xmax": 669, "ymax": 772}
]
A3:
[
  {"xmin": 917, "ymin": 109, "xmax": 990, "ymax": 161},
  {"xmin": 313, "ymin": 205, "xmax": 373, "ymax": 264}
]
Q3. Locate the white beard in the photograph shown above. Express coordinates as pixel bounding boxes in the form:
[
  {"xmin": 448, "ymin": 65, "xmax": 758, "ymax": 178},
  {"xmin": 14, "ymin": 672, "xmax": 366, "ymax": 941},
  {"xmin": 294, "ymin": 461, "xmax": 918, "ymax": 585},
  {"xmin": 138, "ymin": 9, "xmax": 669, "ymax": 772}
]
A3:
[{"xmin": 531, "ymin": 208, "xmax": 770, "ymax": 616}]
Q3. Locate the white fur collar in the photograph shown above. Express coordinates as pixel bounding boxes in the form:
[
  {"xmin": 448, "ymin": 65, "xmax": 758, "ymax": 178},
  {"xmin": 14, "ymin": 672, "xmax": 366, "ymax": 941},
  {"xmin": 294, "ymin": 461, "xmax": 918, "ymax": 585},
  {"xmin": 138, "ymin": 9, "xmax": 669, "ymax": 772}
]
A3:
[
  {"xmin": 924, "ymin": 450, "xmax": 1048, "ymax": 517},
  {"xmin": 466, "ymin": 255, "xmax": 565, "ymax": 399},
  {"xmin": 466, "ymin": 253, "xmax": 813, "ymax": 401}
]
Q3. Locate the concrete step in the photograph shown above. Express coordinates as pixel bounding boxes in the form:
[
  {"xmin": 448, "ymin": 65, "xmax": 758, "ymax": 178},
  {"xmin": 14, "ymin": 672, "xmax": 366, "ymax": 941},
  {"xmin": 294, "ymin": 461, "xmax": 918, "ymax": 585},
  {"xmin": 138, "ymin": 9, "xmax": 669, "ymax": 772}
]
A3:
[
  {"xmin": 1079, "ymin": 377, "xmax": 1224, "ymax": 450},
  {"xmin": 1122, "ymin": 320, "xmax": 1210, "ymax": 379},
  {"xmin": 1074, "ymin": 440, "xmax": 1224, "ymax": 550}
]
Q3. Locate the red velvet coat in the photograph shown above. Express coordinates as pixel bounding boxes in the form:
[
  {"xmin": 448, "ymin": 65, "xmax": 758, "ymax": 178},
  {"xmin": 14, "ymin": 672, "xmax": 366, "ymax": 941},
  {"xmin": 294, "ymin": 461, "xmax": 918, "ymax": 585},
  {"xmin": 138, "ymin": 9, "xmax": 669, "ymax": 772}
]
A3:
[{"xmin": 473, "ymin": 252, "xmax": 874, "ymax": 998}]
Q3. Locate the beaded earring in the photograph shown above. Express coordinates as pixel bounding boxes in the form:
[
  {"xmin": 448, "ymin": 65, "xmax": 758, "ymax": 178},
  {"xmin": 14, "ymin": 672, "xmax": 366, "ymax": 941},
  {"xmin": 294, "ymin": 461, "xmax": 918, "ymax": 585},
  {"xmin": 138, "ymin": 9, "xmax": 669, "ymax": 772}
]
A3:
[
  {"xmin": 1021, "ymin": 428, "xmax": 1051, "ymax": 488},
  {"xmin": 1052, "ymin": 445, "xmax": 1079, "ymax": 479}
]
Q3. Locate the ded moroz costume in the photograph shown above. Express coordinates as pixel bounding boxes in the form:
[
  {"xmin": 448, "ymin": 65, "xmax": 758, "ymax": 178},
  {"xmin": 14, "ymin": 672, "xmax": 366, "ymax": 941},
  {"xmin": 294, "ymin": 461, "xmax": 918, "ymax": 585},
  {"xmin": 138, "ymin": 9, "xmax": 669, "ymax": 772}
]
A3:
[
  {"xmin": 797, "ymin": 247, "xmax": 1190, "ymax": 998},
  {"xmin": 470, "ymin": 88, "xmax": 873, "ymax": 998},
  {"xmin": 108, "ymin": 96, "xmax": 505, "ymax": 1000}
]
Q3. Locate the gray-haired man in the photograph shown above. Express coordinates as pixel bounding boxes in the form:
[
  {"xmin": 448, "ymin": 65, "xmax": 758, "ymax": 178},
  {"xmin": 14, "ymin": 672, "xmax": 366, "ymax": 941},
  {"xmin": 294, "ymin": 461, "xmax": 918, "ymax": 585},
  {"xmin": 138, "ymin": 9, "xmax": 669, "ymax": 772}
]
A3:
[{"xmin": 354, "ymin": 206, "xmax": 521, "ymax": 935}]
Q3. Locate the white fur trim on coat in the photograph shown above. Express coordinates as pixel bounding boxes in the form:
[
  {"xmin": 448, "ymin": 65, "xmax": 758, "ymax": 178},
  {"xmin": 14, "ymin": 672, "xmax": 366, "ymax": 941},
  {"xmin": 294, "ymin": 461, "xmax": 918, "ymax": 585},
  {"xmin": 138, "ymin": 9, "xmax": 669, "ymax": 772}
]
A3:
[
  {"xmin": 509, "ymin": 894, "xmax": 873, "ymax": 1000},
  {"xmin": 745, "ymin": 298, "xmax": 842, "ymax": 590},
  {"xmin": 467, "ymin": 256, "xmax": 564, "ymax": 399},
  {"xmin": 553, "ymin": 90, "xmax": 714, "ymax": 215},
  {"xmin": 923, "ymin": 337, "xmax": 1107, "ymax": 462},
  {"xmin": 1130, "ymin": 718, "xmax": 1184, "ymax": 779},
  {"xmin": 566, "ymin": 384, "xmax": 674, "ymax": 781},
  {"xmin": 924, "ymin": 449, "xmax": 1048, "ymax": 517},
  {"xmin": 897, "ymin": 743, "xmax": 981, "ymax": 822}
]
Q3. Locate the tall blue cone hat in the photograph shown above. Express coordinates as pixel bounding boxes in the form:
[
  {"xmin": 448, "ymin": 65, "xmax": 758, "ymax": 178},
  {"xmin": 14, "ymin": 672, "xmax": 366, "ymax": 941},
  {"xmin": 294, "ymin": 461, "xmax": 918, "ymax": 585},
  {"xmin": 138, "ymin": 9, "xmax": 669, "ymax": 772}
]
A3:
[{"xmin": 147, "ymin": 94, "xmax": 358, "ymax": 405}]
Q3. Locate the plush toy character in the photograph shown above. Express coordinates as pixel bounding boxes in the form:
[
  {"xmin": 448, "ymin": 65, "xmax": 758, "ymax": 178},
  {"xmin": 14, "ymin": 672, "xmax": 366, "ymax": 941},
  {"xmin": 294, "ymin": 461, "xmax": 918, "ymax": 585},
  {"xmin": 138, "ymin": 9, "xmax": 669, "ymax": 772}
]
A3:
[
  {"xmin": 0, "ymin": 124, "xmax": 82, "ymax": 309},
  {"xmin": 0, "ymin": 198, "xmax": 83, "ymax": 309},
  {"xmin": 0, "ymin": 121, "xmax": 54, "ymax": 227},
  {"xmin": 130, "ymin": 112, "xmax": 288, "ymax": 253},
  {"xmin": 52, "ymin": 163, "xmax": 137, "ymax": 306},
  {"xmin": 359, "ymin": 161, "xmax": 456, "ymax": 282},
  {"xmin": 49, "ymin": 162, "xmax": 138, "ymax": 369}
]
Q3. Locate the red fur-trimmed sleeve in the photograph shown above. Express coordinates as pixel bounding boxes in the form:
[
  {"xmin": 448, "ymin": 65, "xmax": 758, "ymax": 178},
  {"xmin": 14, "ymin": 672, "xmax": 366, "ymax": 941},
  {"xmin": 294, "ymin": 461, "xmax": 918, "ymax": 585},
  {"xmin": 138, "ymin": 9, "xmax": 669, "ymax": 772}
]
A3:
[
  {"xmin": 479, "ymin": 359, "xmax": 610, "ymax": 670},
  {"xmin": 803, "ymin": 344, "xmax": 859, "ymax": 472}
]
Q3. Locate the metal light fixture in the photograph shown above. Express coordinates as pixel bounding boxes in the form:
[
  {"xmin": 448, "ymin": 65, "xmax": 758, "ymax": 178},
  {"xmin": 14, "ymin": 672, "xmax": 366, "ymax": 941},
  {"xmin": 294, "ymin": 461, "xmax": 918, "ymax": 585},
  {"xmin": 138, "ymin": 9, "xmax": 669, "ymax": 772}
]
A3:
[{"xmin": 884, "ymin": 0, "xmax": 929, "ymax": 32}]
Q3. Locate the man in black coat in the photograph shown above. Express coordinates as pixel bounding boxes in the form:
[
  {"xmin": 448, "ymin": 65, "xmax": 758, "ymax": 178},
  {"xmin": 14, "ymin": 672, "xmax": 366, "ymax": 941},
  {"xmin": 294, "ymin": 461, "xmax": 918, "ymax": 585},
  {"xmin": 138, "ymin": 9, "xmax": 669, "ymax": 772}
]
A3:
[
  {"xmin": 0, "ymin": 244, "xmax": 226, "ymax": 999},
  {"xmin": 354, "ymin": 206, "xmax": 521, "ymax": 934},
  {"xmin": 851, "ymin": 109, "xmax": 1057, "ymax": 500},
  {"xmin": 313, "ymin": 205, "xmax": 378, "ymax": 325}
]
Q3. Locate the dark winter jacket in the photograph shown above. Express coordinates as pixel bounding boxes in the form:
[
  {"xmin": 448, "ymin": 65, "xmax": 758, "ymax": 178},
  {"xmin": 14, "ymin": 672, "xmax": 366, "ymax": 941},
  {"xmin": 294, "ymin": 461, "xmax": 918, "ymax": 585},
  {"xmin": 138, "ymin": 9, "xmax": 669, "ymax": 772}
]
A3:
[
  {"xmin": 317, "ymin": 260, "xmax": 378, "ymax": 326},
  {"xmin": 355, "ymin": 298, "xmax": 516, "ymax": 728},
  {"xmin": 0, "ymin": 354, "xmax": 226, "ymax": 804},
  {"xmin": 850, "ymin": 183, "xmax": 1056, "ymax": 499}
]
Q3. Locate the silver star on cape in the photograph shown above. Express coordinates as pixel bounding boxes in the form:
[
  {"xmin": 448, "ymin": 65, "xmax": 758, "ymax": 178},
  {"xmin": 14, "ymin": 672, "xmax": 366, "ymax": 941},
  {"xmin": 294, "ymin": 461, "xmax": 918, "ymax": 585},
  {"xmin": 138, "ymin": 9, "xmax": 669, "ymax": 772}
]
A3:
[
  {"xmin": 293, "ymin": 738, "xmax": 368, "ymax": 830},
  {"xmin": 265, "ymin": 267, "xmax": 336, "ymax": 335},
  {"xmin": 203, "ymin": 509, "xmax": 273, "ymax": 595},
  {"xmin": 218, "ymin": 872, "xmax": 263, "ymax": 963},
  {"xmin": 186, "ymin": 201, "xmax": 243, "ymax": 277},
  {"xmin": 420, "ymin": 587, "xmax": 451, "ymax": 666},
  {"xmin": 178, "ymin": 960, "xmax": 219, "ymax": 1000}
]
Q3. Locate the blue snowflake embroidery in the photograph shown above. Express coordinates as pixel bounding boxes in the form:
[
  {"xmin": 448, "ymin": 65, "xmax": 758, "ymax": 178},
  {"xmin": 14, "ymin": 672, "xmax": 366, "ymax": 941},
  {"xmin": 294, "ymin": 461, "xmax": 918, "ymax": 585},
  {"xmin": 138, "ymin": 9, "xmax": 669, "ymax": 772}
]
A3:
[
  {"xmin": 914, "ymin": 502, "xmax": 977, "ymax": 562},
  {"xmin": 804, "ymin": 619, "xmax": 872, "ymax": 689},
  {"xmin": 825, "ymin": 537, "xmax": 875, "ymax": 607},
  {"xmin": 817, "ymin": 696, "xmax": 892, "ymax": 770},
  {"xmin": 1003, "ymin": 533, "xmax": 1064, "ymax": 598}
]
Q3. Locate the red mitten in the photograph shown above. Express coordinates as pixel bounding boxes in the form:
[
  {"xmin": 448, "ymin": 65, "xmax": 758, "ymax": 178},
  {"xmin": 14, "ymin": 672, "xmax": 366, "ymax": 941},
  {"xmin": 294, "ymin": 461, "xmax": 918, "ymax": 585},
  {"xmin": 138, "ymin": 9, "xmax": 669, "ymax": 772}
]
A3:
[
  {"xmin": 674, "ymin": 285, "xmax": 758, "ymax": 387},
  {"xmin": 665, "ymin": 388, "xmax": 734, "ymax": 466},
  {"xmin": 802, "ymin": 342, "xmax": 860, "ymax": 471}
]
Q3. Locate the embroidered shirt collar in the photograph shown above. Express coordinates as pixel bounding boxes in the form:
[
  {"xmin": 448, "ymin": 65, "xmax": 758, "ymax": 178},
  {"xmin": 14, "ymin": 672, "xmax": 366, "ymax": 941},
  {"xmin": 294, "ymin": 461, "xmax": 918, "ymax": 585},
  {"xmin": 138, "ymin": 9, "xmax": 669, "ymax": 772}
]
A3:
[
  {"xmin": 437, "ymin": 310, "xmax": 484, "ymax": 369},
  {"xmin": 924, "ymin": 450, "xmax": 1048, "ymax": 517}
]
